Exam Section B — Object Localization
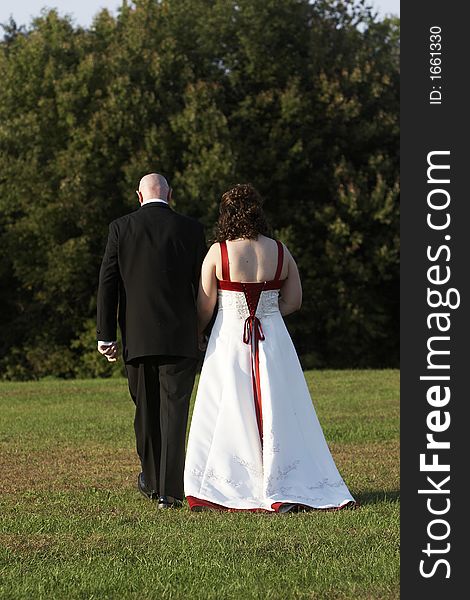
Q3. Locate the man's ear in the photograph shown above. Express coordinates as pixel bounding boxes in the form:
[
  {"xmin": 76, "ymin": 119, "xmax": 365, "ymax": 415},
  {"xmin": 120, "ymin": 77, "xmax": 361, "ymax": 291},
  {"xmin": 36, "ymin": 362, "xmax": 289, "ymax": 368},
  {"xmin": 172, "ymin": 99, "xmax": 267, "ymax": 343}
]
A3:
[
  {"xmin": 136, "ymin": 190, "xmax": 143, "ymax": 205},
  {"xmin": 167, "ymin": 187, "xmax": 173, "ymax": 203}
]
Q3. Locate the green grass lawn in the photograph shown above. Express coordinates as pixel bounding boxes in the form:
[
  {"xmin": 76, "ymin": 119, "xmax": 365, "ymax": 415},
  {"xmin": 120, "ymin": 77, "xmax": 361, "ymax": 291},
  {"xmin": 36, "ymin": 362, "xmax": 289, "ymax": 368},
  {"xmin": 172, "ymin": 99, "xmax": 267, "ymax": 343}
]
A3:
[{"xmin": 0, "ymin": 370, "xmax": 399, "ymax": 599}]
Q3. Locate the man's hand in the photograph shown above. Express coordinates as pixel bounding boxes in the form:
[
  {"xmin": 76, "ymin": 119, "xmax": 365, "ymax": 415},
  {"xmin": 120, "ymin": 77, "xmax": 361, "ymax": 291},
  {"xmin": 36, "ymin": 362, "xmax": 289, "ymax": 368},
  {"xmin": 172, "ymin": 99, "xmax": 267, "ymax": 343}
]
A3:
[
  {"xmin": 198, "ymin": 332, "xmax": 208, "ymax": 352},
  {"xmin": 97, "ymin": 342, "xmax": 119, "ymax": 362}
]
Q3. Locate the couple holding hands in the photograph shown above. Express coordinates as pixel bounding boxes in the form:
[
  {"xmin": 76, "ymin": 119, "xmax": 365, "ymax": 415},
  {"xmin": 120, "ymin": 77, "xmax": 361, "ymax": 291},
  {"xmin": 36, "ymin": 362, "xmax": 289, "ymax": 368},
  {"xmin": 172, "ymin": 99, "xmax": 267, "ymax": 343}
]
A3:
[{"xmin": 97, "ymin": 173, "xmax": 355, "ymax": 513}]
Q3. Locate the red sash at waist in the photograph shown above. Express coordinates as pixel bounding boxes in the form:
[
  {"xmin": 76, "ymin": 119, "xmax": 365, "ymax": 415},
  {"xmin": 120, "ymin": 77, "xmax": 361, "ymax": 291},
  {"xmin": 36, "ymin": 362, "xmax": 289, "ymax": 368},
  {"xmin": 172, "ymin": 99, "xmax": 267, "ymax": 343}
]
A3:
[{"xmin": 217, "ymin": 279, "xmax": 284, "ymax": 291}]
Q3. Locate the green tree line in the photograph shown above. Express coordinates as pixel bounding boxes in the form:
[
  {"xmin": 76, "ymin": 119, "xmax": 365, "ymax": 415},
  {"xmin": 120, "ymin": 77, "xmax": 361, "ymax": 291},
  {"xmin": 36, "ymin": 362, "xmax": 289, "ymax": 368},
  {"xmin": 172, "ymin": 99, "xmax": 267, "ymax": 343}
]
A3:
[{"xmin": 0, "ymin": 0, "xmax": 399, "ymax": 379}]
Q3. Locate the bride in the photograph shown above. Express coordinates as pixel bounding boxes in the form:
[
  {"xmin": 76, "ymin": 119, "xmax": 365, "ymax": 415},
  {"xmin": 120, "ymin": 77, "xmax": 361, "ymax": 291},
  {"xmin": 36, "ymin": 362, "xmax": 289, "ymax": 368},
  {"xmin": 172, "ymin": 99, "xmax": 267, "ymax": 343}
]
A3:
[{"xmin": 184, "ymin": 184, "xmax": 355, "ymax": 512}]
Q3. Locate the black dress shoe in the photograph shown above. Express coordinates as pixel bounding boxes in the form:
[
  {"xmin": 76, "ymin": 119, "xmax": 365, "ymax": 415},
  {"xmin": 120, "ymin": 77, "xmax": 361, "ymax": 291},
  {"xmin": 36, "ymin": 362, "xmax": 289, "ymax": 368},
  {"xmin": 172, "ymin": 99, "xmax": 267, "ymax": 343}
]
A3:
[
  {"xmin": 157, "ymin": 495, "xmax": 183, "ymax": 509},
  {"xmin": 137, "ymin": 472, "xmax": 158, "ymax": 501}
]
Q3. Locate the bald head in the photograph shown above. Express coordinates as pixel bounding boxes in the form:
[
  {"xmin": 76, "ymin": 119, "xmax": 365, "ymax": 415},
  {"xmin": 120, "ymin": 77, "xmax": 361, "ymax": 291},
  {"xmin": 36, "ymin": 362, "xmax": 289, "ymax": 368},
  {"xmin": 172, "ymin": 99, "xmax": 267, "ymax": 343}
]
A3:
[{"xmin": 138, "ymin": 173, "xmax": 170, "ymax": 202}]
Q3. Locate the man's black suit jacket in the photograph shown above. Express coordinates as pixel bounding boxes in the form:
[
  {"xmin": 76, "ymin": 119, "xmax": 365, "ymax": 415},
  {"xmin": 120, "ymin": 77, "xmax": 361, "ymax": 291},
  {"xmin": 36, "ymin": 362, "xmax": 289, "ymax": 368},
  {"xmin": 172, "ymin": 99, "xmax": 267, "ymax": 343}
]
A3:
[{"xmin": 96, "ymin": 202, "xmax": 206, "ymax": 362}]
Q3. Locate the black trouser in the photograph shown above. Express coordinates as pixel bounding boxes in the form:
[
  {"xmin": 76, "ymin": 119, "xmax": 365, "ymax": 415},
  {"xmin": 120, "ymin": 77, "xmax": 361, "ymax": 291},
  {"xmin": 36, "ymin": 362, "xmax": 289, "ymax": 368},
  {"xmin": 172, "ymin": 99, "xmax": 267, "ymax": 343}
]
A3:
[{"xmin": 125, "ymin": 355, "xmax": 198, "ymax": 500}]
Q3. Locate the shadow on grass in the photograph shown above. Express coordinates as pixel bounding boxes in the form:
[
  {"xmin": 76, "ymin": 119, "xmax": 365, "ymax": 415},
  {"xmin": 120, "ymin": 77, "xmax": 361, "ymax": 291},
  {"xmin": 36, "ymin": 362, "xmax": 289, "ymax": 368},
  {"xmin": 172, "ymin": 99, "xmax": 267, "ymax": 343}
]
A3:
[{"xmin": 355, "ymin": 490, "xmax": 400, "ymax": 505}]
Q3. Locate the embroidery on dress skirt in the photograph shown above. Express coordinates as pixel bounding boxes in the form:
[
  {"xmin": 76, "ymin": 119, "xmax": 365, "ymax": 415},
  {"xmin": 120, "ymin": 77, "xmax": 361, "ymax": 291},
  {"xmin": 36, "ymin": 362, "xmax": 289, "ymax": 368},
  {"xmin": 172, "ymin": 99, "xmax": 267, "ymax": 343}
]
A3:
[
  {"xmin": 232, "ymin": 455, "xmax": 263, "ymax": 477},
  {"xmin": 264, "ymin": 466, "xmax": 347, "ymax": 500},
  {"xmin": 307, "ymin": 478, "xmax": 347, "ymax": 490},
  {"xmin": 264, "ymin": 460, "xmax": 300, "ymax": 496},
  {"xmin": 264, "ymin": 430, "xmax": 280, "ymax": 454},
  {"xmin": 276, "ymin": 459, "xmax": 300, "ymax": 481},
  {"xmin": 190, "ymin": 466, "xmax": 244, "ymax": 488}
]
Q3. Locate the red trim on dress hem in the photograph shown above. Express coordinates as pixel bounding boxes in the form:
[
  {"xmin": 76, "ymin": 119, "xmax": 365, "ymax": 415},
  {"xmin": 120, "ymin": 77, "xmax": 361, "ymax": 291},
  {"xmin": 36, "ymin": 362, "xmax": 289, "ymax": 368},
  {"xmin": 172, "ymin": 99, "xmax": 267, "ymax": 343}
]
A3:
[
  {"xmin": 186, "ymin": 495, "xmax": 271, "ymax": 513},
  {"xmin": 186, "ymin": 496, "xmax": 358, "ymax": 513}
]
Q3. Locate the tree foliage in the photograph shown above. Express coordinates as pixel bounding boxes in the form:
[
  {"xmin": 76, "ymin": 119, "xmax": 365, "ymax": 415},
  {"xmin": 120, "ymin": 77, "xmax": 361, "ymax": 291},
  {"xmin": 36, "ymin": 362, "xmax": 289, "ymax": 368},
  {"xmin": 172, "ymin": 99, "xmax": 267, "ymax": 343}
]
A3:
[{"xmin": 0, "ymin": 0, "xmax": 399, "ymax": 379}]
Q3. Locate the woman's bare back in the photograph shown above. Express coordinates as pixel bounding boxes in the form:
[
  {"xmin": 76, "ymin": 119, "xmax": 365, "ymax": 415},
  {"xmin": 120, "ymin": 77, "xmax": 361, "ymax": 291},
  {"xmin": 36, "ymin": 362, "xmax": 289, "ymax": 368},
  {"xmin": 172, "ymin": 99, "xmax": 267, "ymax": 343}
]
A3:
[
  {"xmin": 197, "ymin": 235, "xmax": 302, "ymax": 331},
  {"xmin": 215, "ymin": 235, "xmax": 288, "ymax": 282}
]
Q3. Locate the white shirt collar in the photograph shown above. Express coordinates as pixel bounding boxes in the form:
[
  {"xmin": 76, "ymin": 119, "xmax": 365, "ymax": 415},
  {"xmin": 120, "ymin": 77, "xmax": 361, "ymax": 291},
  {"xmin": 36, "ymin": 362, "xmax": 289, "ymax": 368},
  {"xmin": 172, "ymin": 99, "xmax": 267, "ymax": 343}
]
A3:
[{"xmin": 142, "ymin": 197, "xmax": 168, "ymax": 206}]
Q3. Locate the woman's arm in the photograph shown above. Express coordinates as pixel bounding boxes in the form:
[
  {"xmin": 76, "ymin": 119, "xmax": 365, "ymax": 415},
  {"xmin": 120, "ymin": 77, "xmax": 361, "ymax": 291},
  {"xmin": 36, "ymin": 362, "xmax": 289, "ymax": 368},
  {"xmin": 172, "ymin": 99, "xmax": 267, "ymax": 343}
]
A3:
[
  {"xmin": 278, "ymin": 246, "xmax": 302, "ymax": 316},
  {"xmin": 197, "ymin": 243, "xmax": 219, "ymax": 334}
]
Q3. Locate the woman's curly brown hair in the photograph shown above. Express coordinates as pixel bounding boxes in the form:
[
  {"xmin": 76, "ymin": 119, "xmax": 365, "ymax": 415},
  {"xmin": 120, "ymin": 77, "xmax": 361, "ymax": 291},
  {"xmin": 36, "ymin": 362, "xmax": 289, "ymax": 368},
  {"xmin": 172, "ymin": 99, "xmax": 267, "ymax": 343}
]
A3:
[{"xmin": 214, "ymin": 183, "xmax": 271, "ymax": 242}]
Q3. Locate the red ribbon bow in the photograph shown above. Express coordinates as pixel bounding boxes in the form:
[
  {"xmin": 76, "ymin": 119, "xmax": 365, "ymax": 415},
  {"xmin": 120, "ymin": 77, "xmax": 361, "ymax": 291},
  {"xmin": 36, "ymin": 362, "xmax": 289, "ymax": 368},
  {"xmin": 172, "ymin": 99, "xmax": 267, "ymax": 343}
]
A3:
[
  {"xmin": 243, "ymin": 315, "xmax": 265, "ymax": 444},
  {"xmin": 243, "ymin": 315, "xmax": 265, "ymax": 346}
]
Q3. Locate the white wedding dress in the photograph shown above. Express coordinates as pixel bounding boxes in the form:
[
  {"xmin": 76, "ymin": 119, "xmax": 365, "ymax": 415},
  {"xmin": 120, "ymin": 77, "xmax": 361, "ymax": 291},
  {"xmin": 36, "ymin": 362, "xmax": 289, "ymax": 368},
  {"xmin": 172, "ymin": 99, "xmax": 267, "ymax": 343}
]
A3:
[{"xmin": 184, "ymin": 241, "xmax": 355, "ymax": 512}]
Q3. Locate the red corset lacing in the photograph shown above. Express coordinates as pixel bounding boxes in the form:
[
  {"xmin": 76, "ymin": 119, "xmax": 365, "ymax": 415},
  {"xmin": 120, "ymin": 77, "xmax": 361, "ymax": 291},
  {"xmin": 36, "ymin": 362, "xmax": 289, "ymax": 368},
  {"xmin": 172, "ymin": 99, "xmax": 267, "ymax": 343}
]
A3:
[{"xmin": 217, "ymin": 240, "xmax": 284, "ymax": 445}]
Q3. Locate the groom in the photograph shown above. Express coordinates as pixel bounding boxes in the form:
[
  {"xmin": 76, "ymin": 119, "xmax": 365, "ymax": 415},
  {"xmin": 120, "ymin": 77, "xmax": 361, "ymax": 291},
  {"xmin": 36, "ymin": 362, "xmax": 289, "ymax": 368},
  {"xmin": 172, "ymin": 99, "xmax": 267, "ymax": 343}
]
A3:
[{"xmin": 96, "ymin": 173, "xmax": 206, "ymax": 508}]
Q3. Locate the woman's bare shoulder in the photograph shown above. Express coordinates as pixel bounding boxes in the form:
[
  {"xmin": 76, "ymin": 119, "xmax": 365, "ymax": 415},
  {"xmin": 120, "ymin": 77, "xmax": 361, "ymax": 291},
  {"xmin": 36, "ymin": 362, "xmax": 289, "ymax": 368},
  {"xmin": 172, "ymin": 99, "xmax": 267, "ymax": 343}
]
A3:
[
  {"xmin": 202, "ymin": 242, "xmax": 220, "ymax": 264},
  {"xmin": 208, "ymin": 241, "xmax": 221, "ymax": 253},
  {"xmin": 262, "ymin": 236, "xmax": 293, "ymax": 257}
]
